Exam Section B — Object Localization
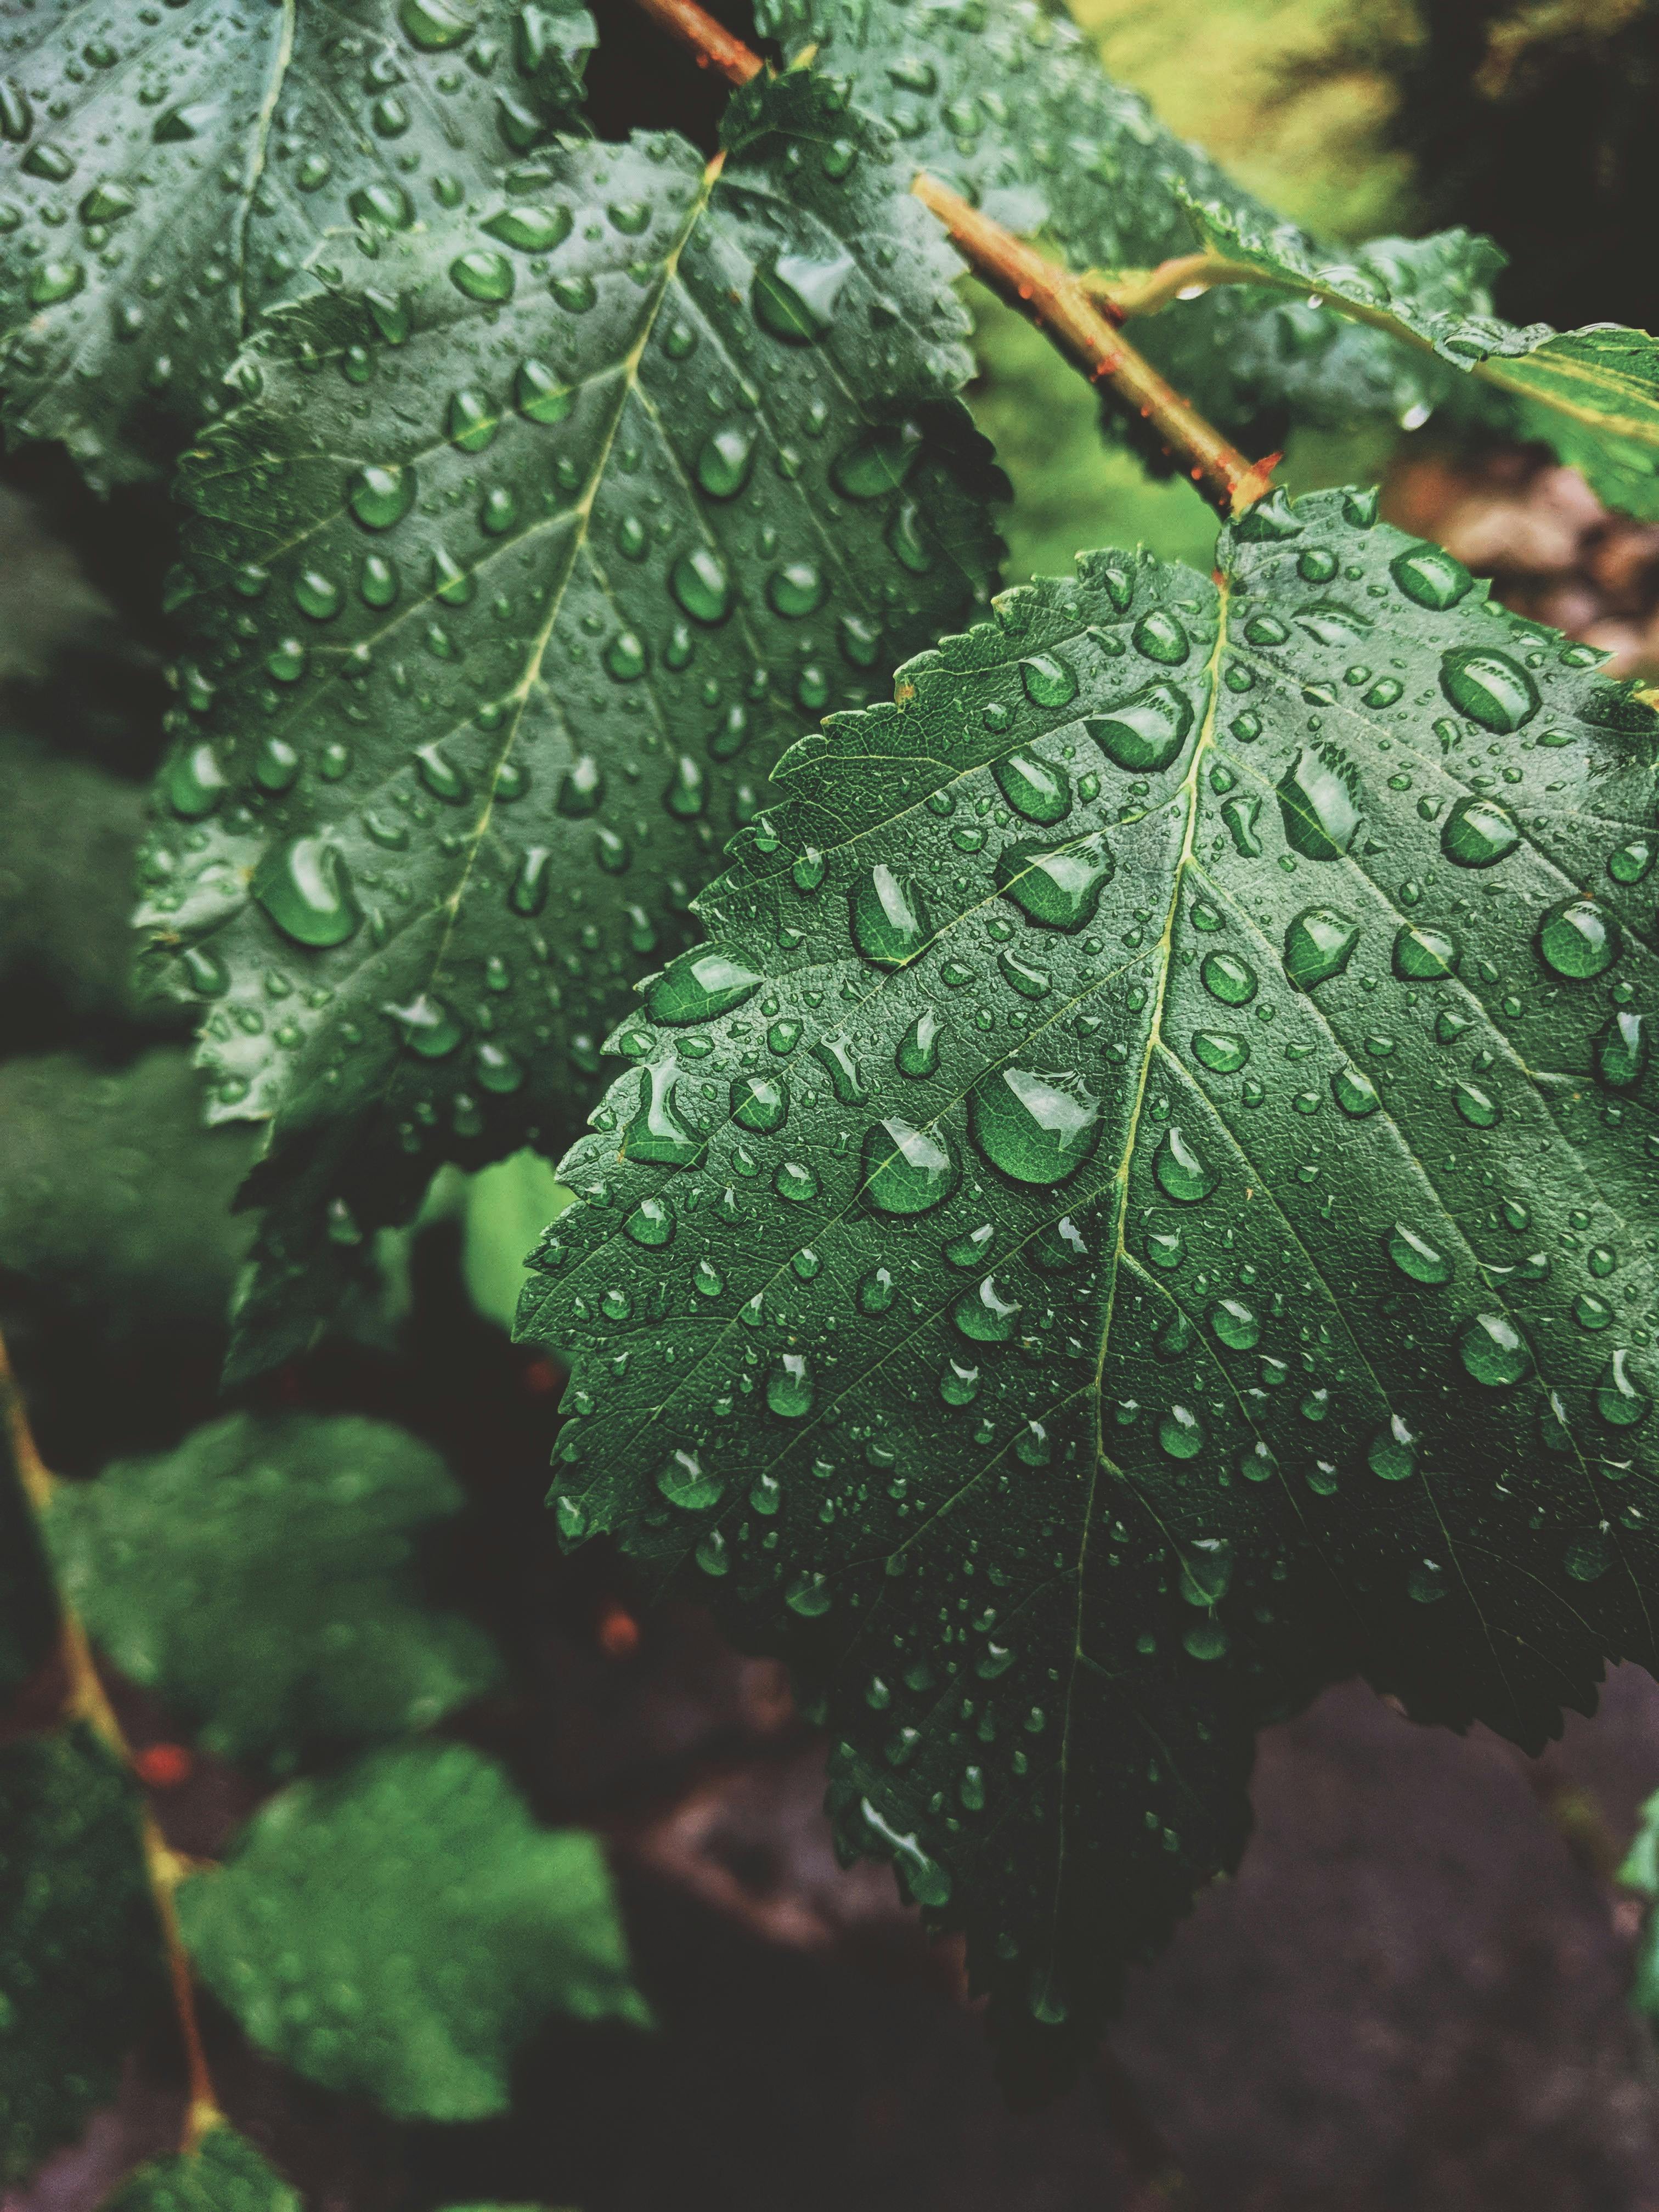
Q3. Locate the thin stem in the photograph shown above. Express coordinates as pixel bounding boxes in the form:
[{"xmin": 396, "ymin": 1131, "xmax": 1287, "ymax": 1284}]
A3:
[
  {"xmin": 0, "ymin": 1331, "xmax": 223, "ymax": 2154},
  {"xmin": 912, "ymin": 176, "xmax": 1275, "ymax": 518},
  {"xmin": 625, "ymin": 0, "xmax": 1274, "ymax": 520},
  {"xmin": 631, "ymin": 0, "xmax": 761, "ymax": 84}
]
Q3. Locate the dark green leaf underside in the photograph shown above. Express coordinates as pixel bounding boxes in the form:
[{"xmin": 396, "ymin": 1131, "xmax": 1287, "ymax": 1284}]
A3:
[
  {"xmin": 178, "ymin": 1742, "xmax": 648, "ymax": 2120},
  {"xmin": 47, "ymin": 1411, "xmax": 501, "ymax": 1769},
  {"xmin": 519, "ymin": 484, "xmax": 1659, "ymax": 2058},
  {"xmin": 138, "ymin": 70, "xmax": 1002, "ymax": 1380}
]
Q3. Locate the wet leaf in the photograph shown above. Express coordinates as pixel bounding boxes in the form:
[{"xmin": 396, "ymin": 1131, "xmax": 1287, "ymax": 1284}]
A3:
[
  {"xmin": 178, "ymin": 1742, "xmax": 650, "ymax": 2120},
  {"xmin": 520, "ymin": 484, "xmax": 1659, "ymax": 2074},
  {"xmin": 47, "ymin": 1412, "xmax": 503, "ymax": 1770},
  {"xmin": 1182, "ymin": 200, "xmax": 1659, "ymax": 520},
  {"xmin": 138, "ymin": 70, "xmax": 1002, "ymax": 1381},
  {"xmin": 0, "ymin": 1728, "xmax": 166, "ymax": 2184},
  {"xmin": 0, "ymin": 0, "xmax": 595, "ymax": 488}
]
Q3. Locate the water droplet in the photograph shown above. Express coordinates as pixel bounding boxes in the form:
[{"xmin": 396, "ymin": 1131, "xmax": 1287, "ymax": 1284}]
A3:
[
  {"xmin": 953, "ymin": 1276, "xmax": 1021, "ymax": 1343},
  {"xmin": 658, "ymin": 1449, "xmax": 724, "ymax": 1510},
  {"xmin": 1537, "ymin": 896, "xmax": 1621, "ymax": 979},
  {"xmin": 624, "ymin": 1197, "xmax": 676, "ymax": 1247},
  {"xmin": 1277, "ymin": 747, "xmax": 1359, "ymax": 860},
  {"xmin": 1596, "ymin": 1348, "xmax": 1650, "ymax": 1429},
  {"xmin": 252, "ymin": 837, "xmax": 363, "ymax": 948},
  {"xmin": 753, "ymin": 250, "xmax": 854, "ymax": 342},
  {"xmin": 1153, "ymin": 1126, "xmax": 1218, "ymax": 1204},
  {"xmin": 995, "ymin": 832, "xmax": 1114, "ymax": 931},
  {"xmin": 860, "ymin": 1797, "xmax": 950, "ymax": 1905},
  {"xmin": 1209, "ymin": 1298, "xmax": 1259, "ymax": 1350},
  {"xmin": 862, "ymin": 1118, "xmax": 958, "ymax": 1213},
  {"xmin": 970, "ymin": 1067, "xmax": 1101, "ymax": 1186},
  {"xmin": 768, "ymin": 1352, "xmax": 815, "ymax": 1419},
  {"xmin": 896, "ymin": 1008, "xmax": 942, "ymax": 1078},
  {"xmin": 1084, "ymin": 681, "xmax": 1193, "ymax": 773},
  {"xmin": 1439, "ymin": 648, "xmax": 1538, "ymax": 732},
  {"xmin": 786, "ymin": 1571, "xmax": 833, "ymax": 1617},
  {"xmin": 768, "ymin": 561, "xmax": 826, "ymax": 618},
  {"xmin": 669, "ymin": 548, "xmax": 733, "ymax": 625},
  {"xmin": 516, "ymin": 359, "xmax": 574, "ymax": 424},
  {"xmin": 774, "ymin": 1160, "xmax": 820, "ymax": 1204},
  {"xmin": 645, "ymin": 945, "xmax": 764, "ymax": 1024},
  {"xmin": 1283, "ymin": 908, "xmax": 1359, "ymax": 990},
  {"xmin": 693, "ymin": 1258, "xmax": 724, "ymax": 1298},
  {"xmin": 1131, "ymin": 610, "xmax": 1190, "ymax": 664},
  {"xmin": 1453, "ymin": 1080, "xmax": 1501, "ymax": 1128},
  {"xmin": 1392, "ymin": 923, "xmax": 1459, "ymax": 980},
  {"xmin": 1457, "ymin": 1311, "xmax": 1530, "ymax": 1386},
  {"xmin": 447, "ymin": 387, "xmax": 498, "ymax": 453},
  {"xmin": 1564, "ymin": 1531, "xmax": 1613, "ymax": 1583},
  {"xmin": 832, "ymin": 420, "xmax": 925, "ymax": 498},
  {"xmin": 731, "ymin": 1073, "xmax": 788, "ymax": 1133},
  {"xmin": 1595, "ymin": 1009, "xmax": 1647, "ymax": 1090},
  {"xmin": 1367, "ymin": 1415, "xmax": 1418, "ymax": 1481},
  {"xmin": 1192, "ymin": 1030, "xmax": 1250, "ymax": 1074},
  {"xmin": 163, "ymin": 741, "xmax": 229, "ymax": 820},
  {"xmin": 1200, "ymin": 951, "xmax": 1257, "ymax": 1005},
  {"xmin": 385, "ymin": 991, "xmax": 465, "ymax": 1058},
  {"xmin": 624, "ymin": 1062, "xmax": 703, "ymax": 1166},
  {"xmin": 1386, "ymin": 1223, "xmax": 1452, "ymax": 1284},
  {"xmin": 1441, "ymin": 793, "xmax": 1522, "ymax": 868},
  {"xmin": 1019, "ymin": 653, "xmax": 1077, "ymax": 708},
  {"xmin": 325, "ymin": 455, "xmax": 405, "ymax": 543},
  {"xmin": 1181, "ymin": 1536, "xmax": 1233, "ymax": 1604},
  {"xmin": 1332, "ymin": 1066, "xmax": 1381, "ymax": 1117},
  {"xmin": 695, "ymin": 421, "xmax": 757, "ymax": 499},
  {"xmin": 849, "ymin": 866, "xmax": 932, "ymax": 968},
  {"xmin": 1609, "ymin": 838, "xmax": 1655, "ymax": 886},
  {"xmin": 1159, "ymin": 1404, "xmax": 1205, "ymax": 1459},
  {"xmin": 350, "ymin": 182, "xmax": 415, "ymax": 230},
  {"xmin": 449, "ymin": 249, "xmax": 515, "ymax": 302},
  {"xmin": 858, "ymin": 1266, "xmax": 896, "ymax": 1313},
  {"xmin": 1390, "ymin": 544, "xmax": 1471, "ymax": 610},
  {"xmin": 484, "ymin": 202, "xmax": 573, "ymax": 253},
  {"xmin": 992, "ymin": 751, "xmax": 1070, "ymax": 825},
  {"xmin": 400, "ymin": 0, "xmax": 476, "ymax": 46}
]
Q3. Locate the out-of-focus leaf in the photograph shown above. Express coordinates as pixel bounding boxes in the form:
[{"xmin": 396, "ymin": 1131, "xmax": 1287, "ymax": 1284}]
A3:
[
  {"xmin": 99, "ymin": 2128, "xmax": 300, "ymax": 2212},
  {"xmin": 462, "ymin": 1154, "xmax": 574, "ymax": 1335},
  {"xmin": 178, "ymin": 1743, "xmax": 650, "ymax": 2121},
  {"xmin": 0, "ymin": 1727, "xmax": 166, "ymax": 2185},
  {"xmin": 47, "ymin": 1412, "xmax": 502, "ymax": 1771}
]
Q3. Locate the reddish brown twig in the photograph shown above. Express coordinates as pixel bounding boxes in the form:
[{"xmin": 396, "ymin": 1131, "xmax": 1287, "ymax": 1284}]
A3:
[
  {"xmin": 628, "ymin": 0, "xmax": 1273, "ymax": 518},
  {"xmin": 1, "ymin": 1332, "xmax": 223, "ymax": 2153}
]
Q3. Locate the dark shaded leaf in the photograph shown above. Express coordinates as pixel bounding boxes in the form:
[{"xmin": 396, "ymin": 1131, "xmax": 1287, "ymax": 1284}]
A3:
[
  {"xmin": 0, "ymin": 1727, "xmax": 167, "ymax": 2184},
  {"xmin": 47, "ymin": 1412, "xmax": 503, "ymax": 1770}
]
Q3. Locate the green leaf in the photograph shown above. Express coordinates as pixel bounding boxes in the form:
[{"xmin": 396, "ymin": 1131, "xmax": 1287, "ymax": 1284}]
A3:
[
  {"xmin": 178, "ymin": 1742, "xmax": 649, "ymax": 2119},
  {"xmin": 0, "ymin": 1049, "xmax": 257, "ymax": 1339},
  {"xmin": 0, "ymin": 1727, "xmax": 167, "ymax": 2184},
  {"xmin": 1181, "ymin": 200, "xmax": 1659, "ymax": 521},
  {"xmin": 518, "ymin": 483, "xmax": 1659, "ymax": 2066},
  {"xmin": 0, "ymin": 0, "xmax": 596, "ymax": 488},
  {"xmin": 137, "ymin": 69, "xmax": 1003, "ymax": 1381},
  {"xmin": 46, "ymin": 1411, "xmax": 503, "ymax": 1770},
  {"xmin": 100, "ymin": 2127, "xmax": 301, "ymax": 2212},
  {"xmin": 753, "ymin": 0, "xmax": 1493, "ymax": 441},
  {"xmin": 460, "ymin": 1152, "xmax": 573, "ymax": 1332},
  {"xmin": 1623, "ymin": 1790, "xmax": 1659, "ymax": 2019}
]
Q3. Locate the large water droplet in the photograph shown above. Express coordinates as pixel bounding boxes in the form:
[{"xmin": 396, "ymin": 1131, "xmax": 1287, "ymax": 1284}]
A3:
[
  {"xmin": 1537, "ymin": 896, "xmax": 1621, "ymax": 979},
  {"xmin": 862, "ymin": 1118, "xmax": 958, "ymax": 1213},
  {"xmin": 400, "ymin": 0, "xmax": 476, "ymax": 46},
  {"xmin": 849, "ymin": 867, "xmax": 932, "ymax": 968},
  {"xmin": 832, "ymin": 420, "xmax": 924, "ymax": 499},
  {"xmin": 347, "ymin": 463, "xmax": 416, "ymax": 531},
  {"xmin": 768, "ymin": 1352, "xmax": 815, "ymax": 1419},
  {"xmin": 1200, "ymin": 951, "xmax": 1257, "ymax": 1005},
  {"xmin": 1084, "ymin": 681, "xmax": 1193, "ymax": 774},
  {"xmin": 449, "ymin": 248, "xmax": 515, "ymax": 302},
  {"xmin": 624, "ymin": 1197, "xmax": 676, "ymax": 1247},
  {"xmin": 1131, "ymin": 610, "xmax": 1189, "ymax": 664},
  {"xmin": 624, "ymin": 1062, "xmax": 704, "ymax": 1167},
  {"xmin": 1019, "ymin": 653, "xmax": 1077, "ymax": 708},
  {"xmin": 731, "ymin": 1073, "xmax": 789, "ymax": 1132},
  {"xmin": 1277, "ymin": 747, "xmax": 1359, "ymax": 860},
  {"xmin": 1209, "ymin": 1298, "xmax": 1259, "ymax": 1350},
  {"xmin": 953, "ymin": 1276, "xmax": 1021, "ymax": 1344},
  {"xmin": 252, "ymin": 837, "xmax": 363, "ymax": 948},
  {"xmin": 970, "ymin": 1068, "xmax": 1102, "ymax": 1186},
  {"xmin": 753, "ymin": 250, "xmax": 854, "ymax": 342},
  {"xmin": 995, "ymin": 832, "xmax": 1114, "ymax": 931},
  {"xmin": 385, "ymin": 991, "xmax": 465, "ymax": 1058},
  {"xmin": 1192, "ymin": 1030, "xmax": 1250, "ymax": 1073},
  {"xmin": 1596, "ymin": 1348, "xmax": 1650, "ymax": 1429},
  {"xmin": 1453, "ymin": 1080, "xmax": 1501, "ymax": 1128},
  {"xmin": 1181, "ymin": 1536, "xmax": 1233, "ymax": 1604},
  {"xmin": 1439, "ymin": 648, "xmax": 1538, "ymax": 732},
  {"xmin": 992, "ymin": 751, "xmax": 1071, "ymax": 825},
  {"xmin": 1441, "ymin": 794, "xmax": 1521, "ymax": 867},
  {"xmin": 657, "ymin": 1448, "xmax": 724, "ymax": 1510},
  {"xmin": 1390, "ymin": 544, "xmax": 1471, "ymax": 610},
  {"xmin": 1283, "ymin": 908, "xmax": 1359, "ymax": 990},
  {"xmin": 1386, "ymin": 1223, "xmax": 1452, "ymax": 1284},
  {"xmin": 896, "ymin": 1008, "xmax": 942, "ymax": 1078},
  {"xmin": 1392, "ymin": 923, "xmax": 1459, "ymax": 980},
  {"xmin": 484, "ymin": 203, "xmax": 572, "ymax": 253},
  {"xmin": 1153, "ymin": 1126, "xmax": 1218, "ymax": 1204},
  {"xmin": 669, "ymin": 548, "xmax": 733, "ymax": 625},
  {"xmin": 1457, "ymin": 1311, "xmax": 1530, "ymax": 1387},
  {"xmin": 645, "ymin": 945, "xmax": 764, "ymax": 1024}
]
